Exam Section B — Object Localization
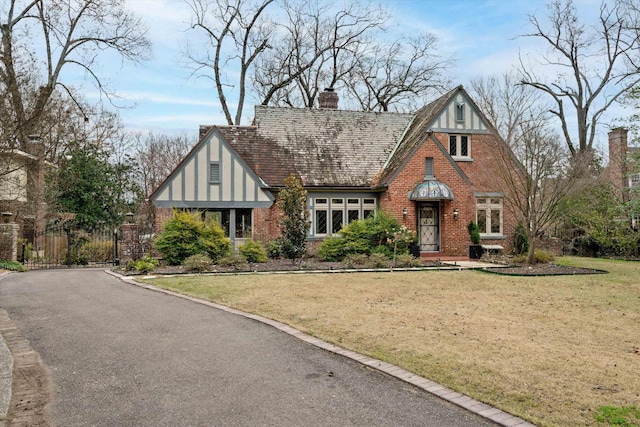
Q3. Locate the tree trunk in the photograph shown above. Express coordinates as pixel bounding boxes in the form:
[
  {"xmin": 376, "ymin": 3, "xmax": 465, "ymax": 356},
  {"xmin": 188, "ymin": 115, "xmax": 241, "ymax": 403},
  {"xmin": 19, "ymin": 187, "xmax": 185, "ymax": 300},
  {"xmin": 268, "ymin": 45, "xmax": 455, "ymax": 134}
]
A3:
[{"xmin": 526, "ymin": 237, "xmax": 536, "ymax": 265}]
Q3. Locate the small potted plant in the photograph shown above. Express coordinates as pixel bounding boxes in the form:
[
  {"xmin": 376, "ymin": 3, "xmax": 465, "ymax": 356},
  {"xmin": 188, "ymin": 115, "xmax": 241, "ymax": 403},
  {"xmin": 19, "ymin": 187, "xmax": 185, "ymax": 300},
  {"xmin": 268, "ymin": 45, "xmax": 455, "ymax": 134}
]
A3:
[{"xmin": 467, "ymin": 221, "xmax": 484, "ymax": 259}]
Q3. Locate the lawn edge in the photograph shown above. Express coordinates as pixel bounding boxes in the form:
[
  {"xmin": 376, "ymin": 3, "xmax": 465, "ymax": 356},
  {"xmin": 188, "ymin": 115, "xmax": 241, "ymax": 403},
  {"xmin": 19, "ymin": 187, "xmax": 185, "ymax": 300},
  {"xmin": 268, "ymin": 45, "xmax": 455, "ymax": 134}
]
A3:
[{"xmin": 104, "ymin": 269, "xmax": 537, "ymax": 427}]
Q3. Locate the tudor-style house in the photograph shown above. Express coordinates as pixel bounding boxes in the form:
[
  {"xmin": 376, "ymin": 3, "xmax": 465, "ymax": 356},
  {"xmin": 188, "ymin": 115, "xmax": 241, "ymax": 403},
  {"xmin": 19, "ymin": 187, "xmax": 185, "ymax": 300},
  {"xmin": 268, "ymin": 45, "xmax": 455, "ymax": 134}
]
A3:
[{"xmin": 151, "ymin": 86, "xmax": 519, "ymax": 257}]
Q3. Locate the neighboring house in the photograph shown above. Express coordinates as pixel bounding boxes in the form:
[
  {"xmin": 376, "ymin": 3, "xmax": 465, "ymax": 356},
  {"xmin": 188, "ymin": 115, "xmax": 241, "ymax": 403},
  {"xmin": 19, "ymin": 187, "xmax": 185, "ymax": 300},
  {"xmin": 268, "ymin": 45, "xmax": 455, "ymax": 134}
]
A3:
[
  {"xmin": 151, "ymin": 86, "xmax": 519, "ymax": 256},
  {"xmin": 0, "ymin": 149, "xmax": 32, "ymax": 207},
  {"xmin": 0, "ymin": 140, "xmax": 51, "ymax": 248}
]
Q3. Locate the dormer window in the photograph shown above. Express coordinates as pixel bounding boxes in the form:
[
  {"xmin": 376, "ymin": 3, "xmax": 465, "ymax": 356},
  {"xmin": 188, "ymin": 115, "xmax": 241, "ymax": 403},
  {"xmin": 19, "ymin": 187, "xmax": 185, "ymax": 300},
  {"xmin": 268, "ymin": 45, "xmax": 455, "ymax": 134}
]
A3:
[
  {"xmin": 449, "ymin": 135, "xmax": 471, "ymax": 160},
  {"xmin": 456, "ymin": 103, "xmax": 465, "ymax": 122}
]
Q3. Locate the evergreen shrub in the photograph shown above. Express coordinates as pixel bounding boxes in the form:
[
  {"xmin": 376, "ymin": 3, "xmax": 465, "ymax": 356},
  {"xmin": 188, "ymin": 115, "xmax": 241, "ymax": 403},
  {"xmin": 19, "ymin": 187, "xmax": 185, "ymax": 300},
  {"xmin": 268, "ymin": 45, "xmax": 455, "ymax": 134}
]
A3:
[
  {"xmin": 239, "ymin": 240, "xmax": 267, "ymax": 263},
  {"xmin": 154, "ymin": 210, "xmax": 231, "ymax": 265}
]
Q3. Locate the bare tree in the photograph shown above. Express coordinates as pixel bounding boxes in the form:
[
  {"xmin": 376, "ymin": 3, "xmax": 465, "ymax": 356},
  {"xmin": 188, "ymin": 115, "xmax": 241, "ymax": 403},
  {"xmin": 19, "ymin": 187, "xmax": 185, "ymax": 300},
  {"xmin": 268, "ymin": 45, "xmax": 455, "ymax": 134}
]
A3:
[
  {"xmin": 184, "ymin": 0, "xmax": 451, "ymax": 118},
  {"xmin": 185, "ymin": 0, "xmax": 274, "ymax": 125},
  {"xmin": 519, "ymin": 0, "xmax": 640, "ymax": 158},
  {"xmin": 491, "ymin": 117, "xmax": 577, "ymax": 264},
  {"xmin": 252, "ymin": 1, "xmax": 385, "ymax": 108},
  {"xmin": 470, "ymin": 72, "xmax": 548, "ymax": 148},
  {"xmin": 0, "ymin": 0, "xmax": 151, "ymax": 150},
  {"xmin": 132, "ymin": 132, "xmax": 194, "ymax": 232},
  {"xmin": 343, "ymin": 32, "xmax": 451, "ymax": 112}
]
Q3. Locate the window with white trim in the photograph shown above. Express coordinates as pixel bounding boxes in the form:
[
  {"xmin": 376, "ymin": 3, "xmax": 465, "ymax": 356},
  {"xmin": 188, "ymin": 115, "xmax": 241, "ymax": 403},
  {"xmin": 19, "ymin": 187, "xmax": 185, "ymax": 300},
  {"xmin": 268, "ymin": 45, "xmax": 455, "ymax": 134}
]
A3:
[
  {"xmin": 331, "ymin": 198, "xmax": 344, "ymax": 233},
  {"xmin": 347, "ymin": 198, "xmax": 360, "ymax": 223},
  {"xmin": 315, "ymin": 198, "xmax": 328, "ymax": 235},
  {"xmin": 476, "ymin": 198, "xmax": 503, "ymax": 236},
  {"xmin": 363, "ymin": 198, "xmax": 376, "ymax": 218},
  {"xmin": 309, "ymin": 196, "xmax": 377, "ymax": 236},
  {"xmin": 199, "ymin": 208, "xmax": 252, "ymax": 238},
  {"xmin": 449, "ymin": 135, "xmax": 470, "ymax": 159}
]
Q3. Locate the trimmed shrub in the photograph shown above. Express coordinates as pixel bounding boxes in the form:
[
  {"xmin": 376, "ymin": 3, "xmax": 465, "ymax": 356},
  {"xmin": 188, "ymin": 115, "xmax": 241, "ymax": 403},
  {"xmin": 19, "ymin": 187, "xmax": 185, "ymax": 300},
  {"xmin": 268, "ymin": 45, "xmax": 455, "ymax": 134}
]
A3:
[
  {"xmin": 183, "ymin": 253, "xmax": 214, "ymax": 272},
  {"xmin": 318, "ymin": 236, "xmax": 346, "ymax": 261},
  {"xmin": 126, "ymin": 255, "xmax": 158, "ymax": 274},
  {"xmin": 394, "ymin": 253, "xmax": 423, "ymax": 268},
  {"xmin": 154, "ymin": 210, "xmax": 231, "ymax": 265},
  {"xmin": 217, "ymin": 253, "xmax": 248, "ymax": 268},
  {"xmin": 317, "ymin": 212, "xmax": 416, "ymax": 261},
  {"xmin": 371, "ymin": 244, "xmax": 393, "ymax": 258},
  {"xmin": 266, "ymin": 238, "xmax": 283, "ymax": 259},
  {"xmin": 239, "ymin": 240, "xmax": 267, "ymax": 263},
  {"xmin": 467, "ymin": 221, "xmax": 481, "ymax": 245},
  {"xmin": 341, "ymin": 253, "xmax": 369, "ymax": 268},
  {"xmin": 368, "ymin": 253, "xmax": 390, "ymax": 268}
]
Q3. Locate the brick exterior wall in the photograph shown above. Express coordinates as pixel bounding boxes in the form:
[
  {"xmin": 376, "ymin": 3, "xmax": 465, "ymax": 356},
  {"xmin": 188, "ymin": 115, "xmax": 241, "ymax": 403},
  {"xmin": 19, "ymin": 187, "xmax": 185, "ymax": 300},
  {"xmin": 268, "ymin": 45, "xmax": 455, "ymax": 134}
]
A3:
[
  {"xmin": 253, "ymin": 204, "xmax": 282, "ymax": 244},
  {"xmin": 154, "ymin": 207, "xmax": 174, "ymax": 234},
  {"xmin": 380, "ymin": 132, "xmax": 516, "ymax": 256},
  {"xmin": 603, "ymin": 128, "xmax": 629, "ymax": 202},
  {"xmin": 153, "ymin": 132, "xmax": 519, "ymax": 257}
]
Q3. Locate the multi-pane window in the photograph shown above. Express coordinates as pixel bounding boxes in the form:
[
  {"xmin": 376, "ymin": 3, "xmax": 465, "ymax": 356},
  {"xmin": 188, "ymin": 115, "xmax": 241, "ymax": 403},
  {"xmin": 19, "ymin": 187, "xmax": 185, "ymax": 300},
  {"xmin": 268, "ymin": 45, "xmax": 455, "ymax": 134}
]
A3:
[
  {"xmin": 629, "ymin": 173, "xmax": 640, "ymax": 188},
  {"xmin": 315, "ymin": 198, "xmax": 328, "ymax": 235},
  {"xmin": 449, "ymin": 135, "xmax": 470, "ymax": 159},
  {"xmin": 310, "ymin": 196, "xmax": 377, "ymax": 236},
  {"xmin": 476, "ymin": 198, "xmax": 503, "ymax": 236},
  {"xmin": 363, "ymin": 198, "xmax": 376, "ymax": 218},
  {"xmin": 235, "ymin": 209, "xmax": 252, "ymax": 238},
  {"xmin": 201, "ymin": 208, "xmax": 251, "ymax": 238},
  {"xmin": 347, "ymin": 199, "xmax": 360, "ymax": 223},
  {"xmin": 331, "ymin": 198, "xmax": 344, "ymax": 233}
]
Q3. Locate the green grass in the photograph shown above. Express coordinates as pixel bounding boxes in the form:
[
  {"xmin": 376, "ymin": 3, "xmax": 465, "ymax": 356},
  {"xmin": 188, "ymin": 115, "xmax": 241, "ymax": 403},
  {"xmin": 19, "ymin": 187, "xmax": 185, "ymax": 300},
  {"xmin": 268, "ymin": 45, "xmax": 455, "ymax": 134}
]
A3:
[
  {"xmin": 142, "ymin": 256, "xmax": 640, "ymax": 426},
  {"xmin": 595, "ymin": 406, "xmax": 640, "ymax": 426}
]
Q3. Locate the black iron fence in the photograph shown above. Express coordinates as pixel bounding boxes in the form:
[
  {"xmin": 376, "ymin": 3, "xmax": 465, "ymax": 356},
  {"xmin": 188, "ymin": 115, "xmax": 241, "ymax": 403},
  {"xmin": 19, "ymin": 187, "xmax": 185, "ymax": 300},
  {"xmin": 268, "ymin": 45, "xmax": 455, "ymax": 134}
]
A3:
[{"xmin": 20, "ymin": 222, "xmax": 120, "ymax": 269}]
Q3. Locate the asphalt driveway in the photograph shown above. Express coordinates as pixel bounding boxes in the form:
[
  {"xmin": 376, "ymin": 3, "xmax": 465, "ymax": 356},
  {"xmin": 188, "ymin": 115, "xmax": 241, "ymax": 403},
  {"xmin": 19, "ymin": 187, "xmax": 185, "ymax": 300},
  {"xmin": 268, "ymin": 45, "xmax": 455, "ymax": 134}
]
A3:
[{"xmin": 0, "ymin": 269, "xmax": 498, "ymax": 426}]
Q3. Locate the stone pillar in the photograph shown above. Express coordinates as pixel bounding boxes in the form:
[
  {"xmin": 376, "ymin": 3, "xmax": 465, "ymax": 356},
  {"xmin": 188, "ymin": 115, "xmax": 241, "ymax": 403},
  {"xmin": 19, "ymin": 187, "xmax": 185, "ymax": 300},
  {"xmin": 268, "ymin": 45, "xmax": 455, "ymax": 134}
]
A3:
[
  {"xmin": 0, "ymin": 222, "xmax": 20, "ymax": 262},
  {"xmin": 121, "ymin": 223, "xmax": 141, "ymax": 261}
]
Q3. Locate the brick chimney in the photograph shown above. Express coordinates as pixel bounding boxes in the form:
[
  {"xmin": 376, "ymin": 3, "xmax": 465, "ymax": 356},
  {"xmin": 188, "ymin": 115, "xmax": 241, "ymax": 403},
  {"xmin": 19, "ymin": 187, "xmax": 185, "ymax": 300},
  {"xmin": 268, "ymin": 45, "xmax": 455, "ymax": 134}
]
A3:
[
  {"xmin": 607, "ymin": 128, "xmax": 628, "ymax": 200},
  {"xmin": 318, "ymin": 87, "xmax": 339, "ymax": 109}
]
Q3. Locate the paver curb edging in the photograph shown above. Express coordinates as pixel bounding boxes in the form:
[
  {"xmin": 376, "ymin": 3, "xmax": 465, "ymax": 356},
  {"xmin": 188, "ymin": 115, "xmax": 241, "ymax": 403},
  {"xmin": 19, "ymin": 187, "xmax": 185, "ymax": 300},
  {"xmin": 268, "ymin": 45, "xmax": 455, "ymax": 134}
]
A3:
[
  {"xmin": 0, "ymin": 273, "xmax": 14, "ymax": 424},
  {"xmin": 0, "ymin": 308, "xmax": 51, "ymax": 426},
  {"xmin": 0, "ymin": 317, "xmax": 12, "ymax": 422},
  {"xmin": 105, "ymin": 269, "xmax": 536, "ymax": 427}
]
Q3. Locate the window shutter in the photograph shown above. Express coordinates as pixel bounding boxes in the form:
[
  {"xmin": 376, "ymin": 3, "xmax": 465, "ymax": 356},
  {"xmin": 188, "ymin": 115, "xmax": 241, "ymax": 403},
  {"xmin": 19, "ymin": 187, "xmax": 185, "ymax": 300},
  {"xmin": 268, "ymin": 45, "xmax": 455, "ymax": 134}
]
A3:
[
  {"xmin": 456, "ymin": 103, "xmax": 465, "ymax": 122},
  {"xmin": 209, "ymin": 162, "xmax": 220, "ymax": 182},
  {"xmin": 425, "ymin": 157, "xmax": 434, "ymax": 179}
]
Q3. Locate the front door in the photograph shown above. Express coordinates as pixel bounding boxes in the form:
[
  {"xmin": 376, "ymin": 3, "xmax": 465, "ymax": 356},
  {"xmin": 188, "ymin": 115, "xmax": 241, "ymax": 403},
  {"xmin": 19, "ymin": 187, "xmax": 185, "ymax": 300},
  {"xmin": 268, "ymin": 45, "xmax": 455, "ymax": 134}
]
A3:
[{"xmin": 419, "ymin": 203, "xmax": 439, "ymax": 252}]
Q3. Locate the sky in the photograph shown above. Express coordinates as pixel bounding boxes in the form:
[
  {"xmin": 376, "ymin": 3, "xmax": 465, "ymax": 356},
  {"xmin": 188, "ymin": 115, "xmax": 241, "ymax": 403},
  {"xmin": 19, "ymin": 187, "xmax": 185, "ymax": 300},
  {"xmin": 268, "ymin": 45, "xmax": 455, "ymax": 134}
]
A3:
[{"xmin": 69, "ymin": 0, "xmax": 628, "ymax": 155}]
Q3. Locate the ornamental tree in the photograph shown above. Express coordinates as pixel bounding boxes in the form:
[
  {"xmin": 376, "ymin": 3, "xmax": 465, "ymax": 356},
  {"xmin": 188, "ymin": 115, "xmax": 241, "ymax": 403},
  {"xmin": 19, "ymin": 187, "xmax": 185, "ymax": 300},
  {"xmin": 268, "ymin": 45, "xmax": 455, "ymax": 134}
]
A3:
[{"xmin": 277, "ymin": 174, "xmax": 310, "ymax": 264}]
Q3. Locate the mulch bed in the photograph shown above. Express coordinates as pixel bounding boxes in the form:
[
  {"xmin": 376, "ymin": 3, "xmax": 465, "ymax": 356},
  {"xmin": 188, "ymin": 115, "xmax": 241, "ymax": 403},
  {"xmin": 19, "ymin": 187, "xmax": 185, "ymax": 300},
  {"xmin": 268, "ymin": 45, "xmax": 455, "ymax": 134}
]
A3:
[
  {"xmin": 118, "ymin": 258, "xmax": 605, "ymax": 276},
  {"xmin": 482, "ymin": 263, "xmax": 606, "ymax": 276}
]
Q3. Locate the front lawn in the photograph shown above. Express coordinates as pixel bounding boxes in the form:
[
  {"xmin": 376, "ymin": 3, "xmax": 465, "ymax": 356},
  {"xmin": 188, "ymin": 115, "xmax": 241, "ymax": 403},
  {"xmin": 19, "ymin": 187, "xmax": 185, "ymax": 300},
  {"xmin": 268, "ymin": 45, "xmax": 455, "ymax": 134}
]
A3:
[{"xmin": 142, "ymin": 257, "xmax": 640, "ymax": 427}]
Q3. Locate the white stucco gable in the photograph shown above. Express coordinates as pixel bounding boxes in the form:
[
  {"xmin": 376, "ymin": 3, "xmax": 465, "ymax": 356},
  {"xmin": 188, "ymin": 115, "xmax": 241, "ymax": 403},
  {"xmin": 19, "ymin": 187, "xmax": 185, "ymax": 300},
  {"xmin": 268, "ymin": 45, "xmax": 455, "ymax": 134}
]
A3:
[
  {"xmin": 429, "ymin": 90, "xmax": 489, "ymax": 133},
  {"xmin": 151, "ymin": 128, "xmax": 274, "ymax": 208}
]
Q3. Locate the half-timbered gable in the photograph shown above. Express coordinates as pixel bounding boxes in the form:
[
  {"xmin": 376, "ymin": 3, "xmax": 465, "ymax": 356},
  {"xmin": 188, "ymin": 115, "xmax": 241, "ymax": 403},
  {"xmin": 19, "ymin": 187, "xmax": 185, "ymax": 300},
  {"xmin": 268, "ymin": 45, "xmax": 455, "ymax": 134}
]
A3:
[{"xmin": 152, "ymin": 85, "xmax": 520, "ymax": 257}]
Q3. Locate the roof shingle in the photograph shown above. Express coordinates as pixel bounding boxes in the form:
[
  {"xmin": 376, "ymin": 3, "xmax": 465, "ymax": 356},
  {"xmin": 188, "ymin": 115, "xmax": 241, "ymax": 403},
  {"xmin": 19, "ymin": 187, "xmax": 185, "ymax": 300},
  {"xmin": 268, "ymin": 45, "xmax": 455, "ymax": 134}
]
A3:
[{"xmin": 212, "ymin": 106, "xmax": 414, "ymax": 188}]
